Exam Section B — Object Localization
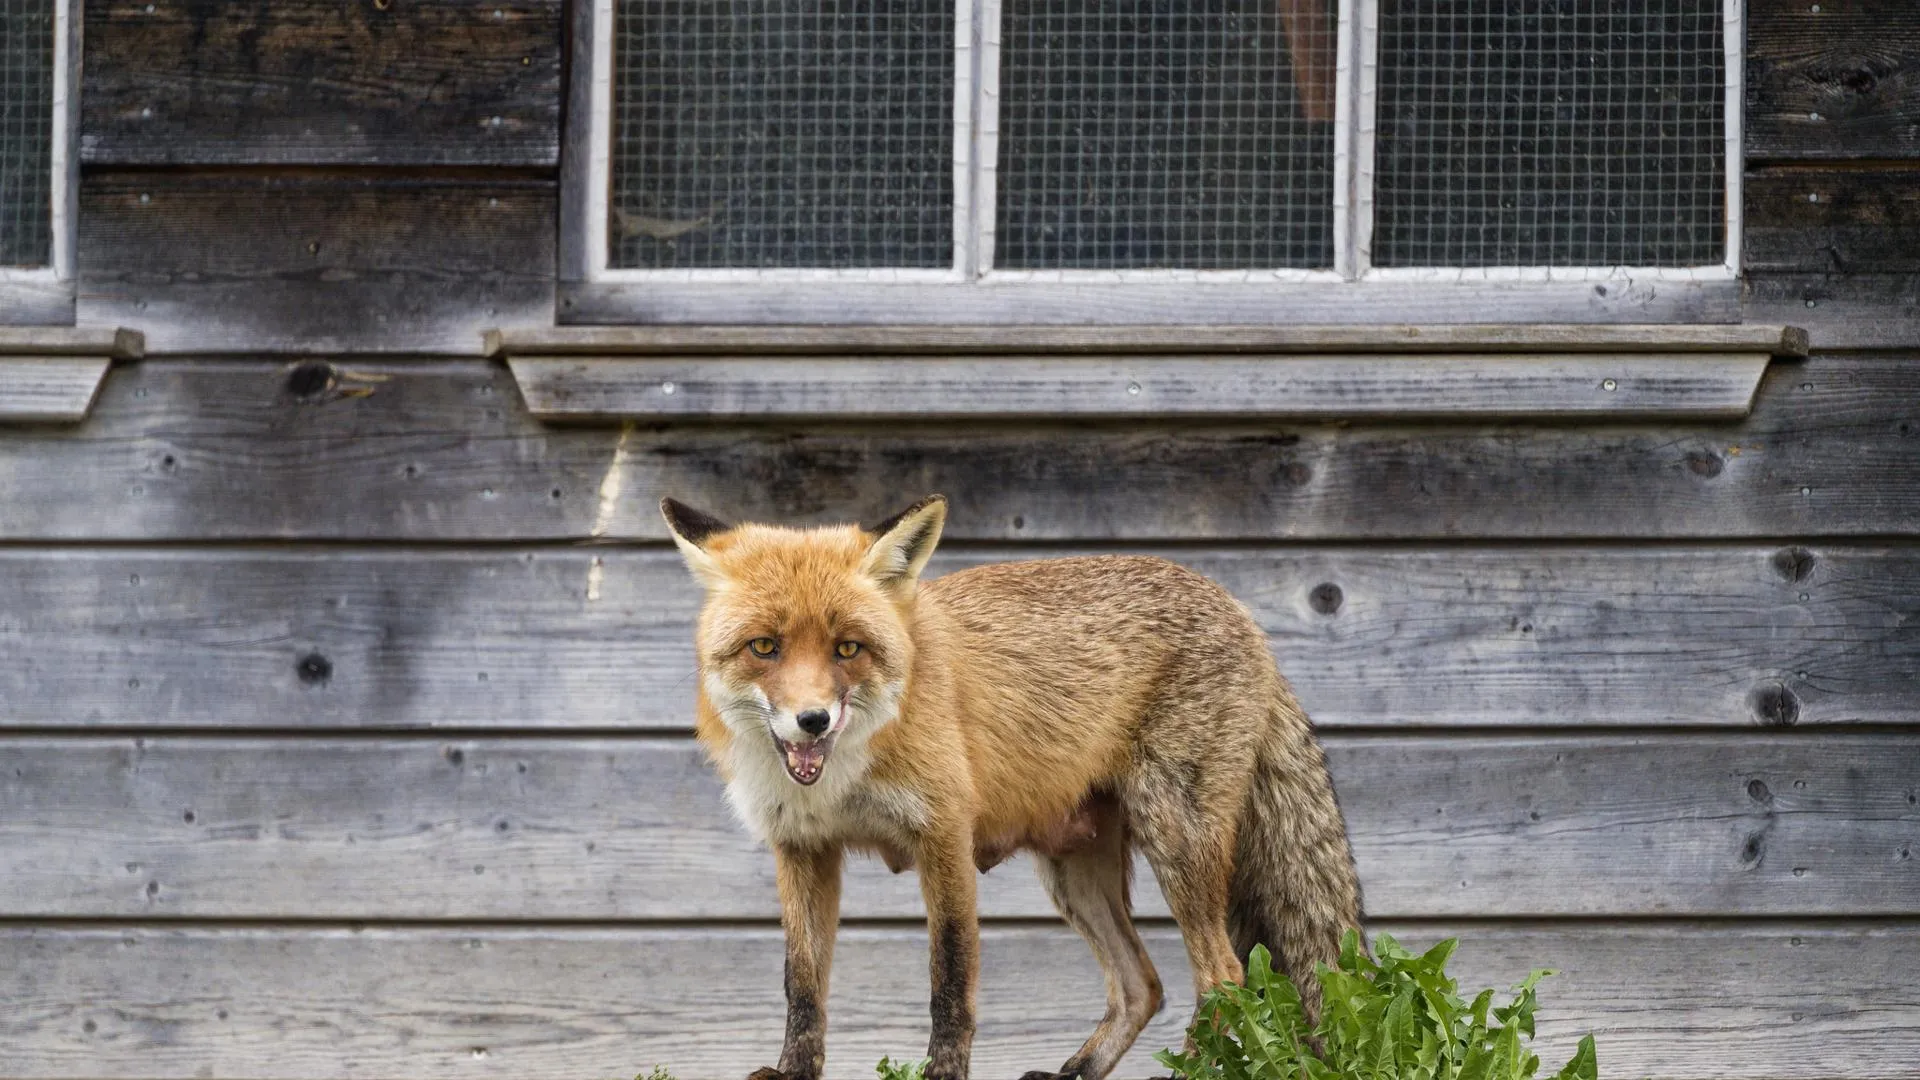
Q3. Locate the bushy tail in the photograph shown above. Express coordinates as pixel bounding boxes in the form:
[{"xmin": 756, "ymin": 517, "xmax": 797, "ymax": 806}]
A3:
[{"xmin": 1228, "ymin": 686, "xmax": 1364, "ymax": 1020}]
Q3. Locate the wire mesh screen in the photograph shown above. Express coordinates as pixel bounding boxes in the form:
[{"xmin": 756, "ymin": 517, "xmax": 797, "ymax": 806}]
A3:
[
  {"xmin": 994, "ymin": 0, "xmax": 1337, "ymax": 271},
  {"xmin": 610, "ymin": 0, "xmax": 955, "ymax": 271},
  {"xmin": 1373, "ymin": 0, "xmax": 1725, "ymax": 268},
  {"xmin": 0, "ymin": 0, "xmax": 54, "ymax": 268}
]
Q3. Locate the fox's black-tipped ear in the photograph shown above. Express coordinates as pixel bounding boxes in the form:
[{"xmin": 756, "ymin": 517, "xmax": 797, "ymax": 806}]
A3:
[
  {"xmin": 861, "ymin": 495, "xmax": 946, "ymax": 596},
  {"xmin": 659, "ymin": 498, "xmax": 730, "ymax": 586},
  {"xmin": 660, "ymin": 498, "xmax": 731, "ymax": 547}
]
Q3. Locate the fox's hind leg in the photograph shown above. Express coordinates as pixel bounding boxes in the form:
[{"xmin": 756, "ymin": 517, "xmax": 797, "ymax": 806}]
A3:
[
  {"xmin": 1020, "ymin": 801, "xmax": 1164, "ymax": 1080},
  {"xmin": 1125, "ymin": 757, "xmax": 1250, "ymax": 1026}
]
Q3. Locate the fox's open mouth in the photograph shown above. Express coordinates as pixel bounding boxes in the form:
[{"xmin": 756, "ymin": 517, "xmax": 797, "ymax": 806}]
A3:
[{"xmin": 772, "ymin": 730, "xmax": 837, "ymax": 786}]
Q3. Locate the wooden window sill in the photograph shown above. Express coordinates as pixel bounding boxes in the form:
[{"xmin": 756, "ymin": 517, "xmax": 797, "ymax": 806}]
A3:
[
  {"xmin": 0, "ymin": 328, "xmax": 144, "ymax": 423},
  {"xmin": 489, "ymin": 324, "xmax": 1806, "ymax": 423}
]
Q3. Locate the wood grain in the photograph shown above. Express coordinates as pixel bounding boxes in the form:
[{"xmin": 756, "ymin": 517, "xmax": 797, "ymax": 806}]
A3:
[
  {"xmin": 75, "ymin": 173, "xmax": 555, "ymax": 355},
  {"xmin": 490, "ymin": 324, "xmax": 1811, "ymax": 357},
  {"xmin": 1743, "ymin": 274, "xmax": 1920, "ymax": 349},
  {"xmin": 0, "ymin": 922, "xmax": 1911, "ymax": 1080},
  {"xmin": 0, "ymin": 358, "xmax": 111, "ymax": 422},
  {"xmin": 506, "ymin": 354, "xmax": 1770, "ymax": 421},
  {"xmin": 1745, "ymin": 167, "xmax": 1920, "ymax": 273},
  {"xmin": 2, "ymin": 355, "xmax": 1917, "ymax": 541},
  {"xmin": 0, "ymin": 546, "xmax": 1911, "ymax": 730},
  {"xmin": 0, "ymin": 281, "xmax": 74, "ymax": 327},
  {"xmin": 560, "ymin": 279, "xmax": 1741, "ymax": 327},
  {"xmin": 2, "ymin": 733, "xmax": 1911, "ymax": 920},
  {"xmin": 1746, "ymin": 0, "xmax": 1920, "ymax": 161},
  {"xmin": 80, "ymin": 0, "xmax": 563, "ymax": 167}
]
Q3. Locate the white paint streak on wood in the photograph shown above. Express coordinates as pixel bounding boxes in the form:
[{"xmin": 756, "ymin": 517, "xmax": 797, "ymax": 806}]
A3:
[{"xmin": 584, "ymin": 419, "xmax": 636, "ymax": 600}]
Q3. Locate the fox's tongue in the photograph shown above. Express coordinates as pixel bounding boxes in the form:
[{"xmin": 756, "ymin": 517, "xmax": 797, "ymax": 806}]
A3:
[{"xmin": 781, "ymin": 739, "xmax": 830, "ymax": 786}]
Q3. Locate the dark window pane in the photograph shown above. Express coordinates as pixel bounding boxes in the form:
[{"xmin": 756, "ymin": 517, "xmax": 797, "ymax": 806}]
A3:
[
  {"xmin": 1373, "ymin": 0, "xmax": 1725, "ymax": 268},
  {"xmin": 995, "ymin": 0, "xmax": 1337, "ymax": 271},
  {"xmin": 610, "ymin": 0, "xmax": 954, "ymax": 270},
  {"xmin": 0, "ymin": 0, "xmax": 54, "ymax": 268}
]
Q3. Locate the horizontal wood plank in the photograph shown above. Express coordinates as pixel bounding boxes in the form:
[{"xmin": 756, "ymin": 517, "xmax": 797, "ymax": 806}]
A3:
[
  {"xmin": 0, "ymin": 358, "xmax": 111, "ymax": 422},
  {"xmin": 3, "ymin": 734, "xmax": 1911, "ymax": 919},
  {"xmin": 490, "ymin": 324, "xmax": 1811, "ymax": 357},
  {"xmin": 80, "ymin": 0, "xmax": 563, "ymax": 167},
  {"xmin": 507, "ymin": 354, "xmax": 1770, "ymax": 421},
  {"xmin": 76, "ymin": 174, "xmax": 555, "ymax": 355},
  {"xmin": 1746, "ymin": 168, "xmax": 1920, "ymax": 273},
  {"xmin": 0, "ymin": 326, "xmax": 141, "ymax": 358},
  {"xmin": 1746, "ymin": 0, "xmax": 1920, "ymax": 161},
  {"xmin": 1743, "ymin": 274, "xmax": 1920, "ymax": 349},
  {"xmin": 561, "ymin": 279, "xmax": 1741, "ymax": 327},
  {"xmin": 0, "ymin": 922, "xmax": 1909, "ymax": 1080},
  {"xmin": 0, "ymin": 281, "xmax": 74, "ymax": 327},
  {"xmin": 0, "ymin": 546, "xmax": 1911, "ymax": 730},
  {"xmin": 3, "ymin": 354, "xmax": 1918, "ymax": 540}
]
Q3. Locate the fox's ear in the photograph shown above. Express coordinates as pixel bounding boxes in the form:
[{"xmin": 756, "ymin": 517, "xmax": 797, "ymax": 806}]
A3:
[
  {"xmin": 861, "ymin": 495, "xmax": 946, "ymax": 595},
  {"xmin": 660, "ymin": 498, "xmax": 730, "ymax": 587}
]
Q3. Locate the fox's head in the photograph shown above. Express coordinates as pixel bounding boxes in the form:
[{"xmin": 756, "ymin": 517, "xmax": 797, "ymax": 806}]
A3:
[{"xmin": 660, "ymin": 495, "xmax": 947, "ymax": 788}]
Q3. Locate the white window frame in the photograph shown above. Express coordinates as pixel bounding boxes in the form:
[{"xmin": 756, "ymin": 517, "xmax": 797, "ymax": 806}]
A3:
[
  {"xmin": 0, "ymin": 0, "xmax": 77, "ymax": 324},
  {"xmin": 564, "ymin": 0, "xmax": 1742, "ymax": 324}
]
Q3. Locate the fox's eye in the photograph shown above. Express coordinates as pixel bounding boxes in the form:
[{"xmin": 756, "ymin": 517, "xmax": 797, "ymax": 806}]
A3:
[
  {"xmin": 747, "ymin": 638, "xmax": 779, "ymax": 658},
  {"xmin": 835, "ymin": 641, "xmax": 862, "ymax": 659}
]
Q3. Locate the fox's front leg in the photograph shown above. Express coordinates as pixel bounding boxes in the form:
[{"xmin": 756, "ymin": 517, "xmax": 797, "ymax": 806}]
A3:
[
  {"xmin": 917, "ymin": 826, "xmax": 980, "ymax": 1080},
  {"xmin": 751, "ymin": 843, "xmax": 843, "ymax": 1080}
]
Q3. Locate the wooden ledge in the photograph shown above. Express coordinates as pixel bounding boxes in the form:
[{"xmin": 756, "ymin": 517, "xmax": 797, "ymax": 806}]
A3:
[
  {"xmin": 0, "ymin": 328, "xmax": 144, "ymax": 423},
  {"xmin": 492, "ymin": 325, "xmax": 1797, "ymax": 423},
  {"xmin": 487, "ymin": 323, "xmax": 1809, "ymax": 357}
]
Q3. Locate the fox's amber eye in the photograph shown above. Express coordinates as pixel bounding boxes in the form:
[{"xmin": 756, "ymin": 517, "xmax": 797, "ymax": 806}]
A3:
[
  {"xmin": 747, "ymin": 638, "xmax": 779, "ymax": 658},
  {"xmin": 834, "ymin": 641, "xmax": 862, "ymax": 659}
]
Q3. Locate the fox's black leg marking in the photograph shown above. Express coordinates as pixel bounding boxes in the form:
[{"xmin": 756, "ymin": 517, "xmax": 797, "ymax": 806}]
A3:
[
  {"xmin": 775, "ymin": 953, "xmax": 826, "ymax": 1080},
  {"xmin": 1017, "ymin": 1070, "xmax": 1084, "ymax": 1080},
  {"xmin": 926, "ymin": 918, "xmax": 977, "ymax": 1080}
]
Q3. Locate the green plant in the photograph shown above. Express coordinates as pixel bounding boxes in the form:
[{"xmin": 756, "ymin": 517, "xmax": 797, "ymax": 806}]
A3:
[
  {"xmin": 1156, "ymin": 931, "xmax": 1598, "ymax": 1080},
  {"xmin": 875, "ymin": 1056, "xmax": 930, "ymax": 1080}
]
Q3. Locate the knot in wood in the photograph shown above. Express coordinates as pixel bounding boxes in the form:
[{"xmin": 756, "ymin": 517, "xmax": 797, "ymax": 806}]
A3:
[
  {"xmin": 1308, "ymin": 582, "xmax": 1343, "ymax": 615},
  {"xmin": 286, "ymin": 361, "xmax": 336, "ymax": 400},
  {"xmin": 1771, "ymin": 547, "xmax": 1816, "ymax": 583},
  {"xmin": 296, "ymin": 651, "xmax": 334, "ymax": 685},
  {"xmin": 1750, "ymin": 682, "xmax": 1801, "ymax": 726}
]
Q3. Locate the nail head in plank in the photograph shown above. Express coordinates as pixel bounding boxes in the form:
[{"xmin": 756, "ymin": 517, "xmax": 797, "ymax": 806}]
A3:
[{"xmin": 509, "ymin": 353, "xmax": 1772, "ymax": 421}]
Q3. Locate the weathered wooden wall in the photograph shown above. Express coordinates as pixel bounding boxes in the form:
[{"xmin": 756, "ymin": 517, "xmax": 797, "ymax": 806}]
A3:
[{"xmin": 0, "ymin": 2, "xmax": 1916, "ymax": 1080}]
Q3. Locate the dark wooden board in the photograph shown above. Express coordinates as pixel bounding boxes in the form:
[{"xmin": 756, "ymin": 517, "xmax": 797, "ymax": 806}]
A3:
[
  {"xmin": 0, "ymin": 922, "xmax": 1910, "ymax": 1080},
  {"xmin": 80, "ymin": 0, "xmax": 563, "ymax": 167},
  {"xmin": 1744, "ymin": 274, "xmax": 1920, "ymax": 349},
  {"xmin": 1746, "ymin": 0, "xmax": 1920, "ymax": 161},
  {"xmin": 490, "ymin": 324, "xmax": 1811, "ymax": 357},
  {"xmin": 1745, "ymin": 167, "xmax": 1920, "ymax": 273},
  {"xmin": 2, "ymin": 355, "xmax": 1918, "ymax": 540},
  {"xmin": 3, "ymin": 734, "xmax": 1910, "ymax": 919},
  {"xmin": 0, "ymin": 546, "xmax": 1912, "ymax": 730},
  {"xmin": 76, "ymin": 173, "xmax": 555, "ymax": 354}
]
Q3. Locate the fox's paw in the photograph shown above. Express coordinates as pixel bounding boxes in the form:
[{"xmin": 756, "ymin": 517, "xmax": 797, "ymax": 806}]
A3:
[
  {"xmin": 746, "ymin": 1068, "xmax": 793, "ymax": 1080},
  {"xmin": 1017, "ymin": 1071, "xmax": 1082, "ymax": 1080}
]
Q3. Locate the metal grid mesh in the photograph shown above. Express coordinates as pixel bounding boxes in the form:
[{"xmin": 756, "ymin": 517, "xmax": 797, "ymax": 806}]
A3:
[
  {"xmin": 0, "ymin": 0, "xmax": 54, "ymax": 268},
  {"xmin": 994, "ymin": 0, "xmax": 1337, "ymax": 271},
  {"xmin": 609, "ymin": 0, "xmax": 954, "ymax": 270},
  {"xmin": 1373, "ymin": 0, "xmax": 1725, "ymax": 268}
]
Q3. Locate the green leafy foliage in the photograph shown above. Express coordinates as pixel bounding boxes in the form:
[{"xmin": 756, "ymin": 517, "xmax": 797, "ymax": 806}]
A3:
[
  {"xmin": 1156, "ymin": 931, "xmax": 1599, "ymax": 1080},
  {"xmin": 875, "ymin": 1056, "xmax": 930, "ymax": 1080}
]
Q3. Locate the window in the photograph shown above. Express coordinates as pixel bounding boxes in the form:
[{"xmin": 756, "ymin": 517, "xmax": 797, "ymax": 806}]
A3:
[
  {"xmin": 0, "ymin": 0, "xmax": 73, "ymax": 315},
  {"xmin": 571, "ymin": 0, "xmax": 1739, "ymax": 322}
]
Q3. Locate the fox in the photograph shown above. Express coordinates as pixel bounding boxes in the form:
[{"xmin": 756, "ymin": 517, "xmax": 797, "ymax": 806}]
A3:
[{"xmin": 661, "ymin": 494, "xmax": 1361, "ymax": 1080}]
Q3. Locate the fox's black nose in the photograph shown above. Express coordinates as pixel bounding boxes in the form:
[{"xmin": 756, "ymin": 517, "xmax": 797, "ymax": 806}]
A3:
[{"xmin": 796, "ymin": 709, "xmax": 832, "ymax": 736}]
